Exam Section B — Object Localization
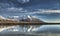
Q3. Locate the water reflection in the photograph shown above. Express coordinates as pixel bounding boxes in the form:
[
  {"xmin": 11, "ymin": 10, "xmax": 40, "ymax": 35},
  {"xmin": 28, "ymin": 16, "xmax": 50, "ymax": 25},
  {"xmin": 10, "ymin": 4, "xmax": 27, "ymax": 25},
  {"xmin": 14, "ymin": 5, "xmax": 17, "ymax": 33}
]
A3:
[{"xmin": 0, "ymin": 25, "xmax": 60, "ymax": 33}]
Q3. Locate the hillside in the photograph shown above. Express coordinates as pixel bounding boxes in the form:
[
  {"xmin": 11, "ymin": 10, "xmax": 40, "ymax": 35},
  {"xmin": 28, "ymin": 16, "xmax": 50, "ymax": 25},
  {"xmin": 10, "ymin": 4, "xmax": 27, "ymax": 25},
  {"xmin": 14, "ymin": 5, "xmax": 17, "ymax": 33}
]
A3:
[{"xmin": 0, "ymin": 16, "xmax": 45, "ymax": 25}]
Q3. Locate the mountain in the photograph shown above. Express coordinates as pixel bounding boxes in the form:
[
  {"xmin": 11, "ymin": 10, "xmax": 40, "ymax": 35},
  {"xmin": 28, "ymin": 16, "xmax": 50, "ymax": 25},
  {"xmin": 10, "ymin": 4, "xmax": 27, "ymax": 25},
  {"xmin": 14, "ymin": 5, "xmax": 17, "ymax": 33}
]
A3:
[{"xmin": 0, "ymin": 16, "xmax": 44, "ymax": 23}]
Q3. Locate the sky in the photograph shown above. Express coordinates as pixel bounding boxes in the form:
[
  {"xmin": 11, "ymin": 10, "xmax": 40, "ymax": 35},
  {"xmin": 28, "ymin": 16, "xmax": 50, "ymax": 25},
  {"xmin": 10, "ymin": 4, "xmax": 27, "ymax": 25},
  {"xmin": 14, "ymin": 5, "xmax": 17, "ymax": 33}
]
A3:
[{"xmin": 0, "ymin": 0, "xmax": 60, "ymax": 23}]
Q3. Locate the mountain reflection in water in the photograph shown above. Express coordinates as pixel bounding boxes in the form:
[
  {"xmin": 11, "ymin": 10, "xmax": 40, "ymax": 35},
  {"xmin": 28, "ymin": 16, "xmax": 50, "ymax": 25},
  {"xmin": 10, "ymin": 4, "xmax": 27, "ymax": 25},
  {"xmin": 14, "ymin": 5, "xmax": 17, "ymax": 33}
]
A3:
[
  {"xmin": 0, "ymin": 25, "xmax": 60, "ymax": 33},
  {"xmin": 0, "ymin": 25, "xmax": 60, "ymax": 36}
]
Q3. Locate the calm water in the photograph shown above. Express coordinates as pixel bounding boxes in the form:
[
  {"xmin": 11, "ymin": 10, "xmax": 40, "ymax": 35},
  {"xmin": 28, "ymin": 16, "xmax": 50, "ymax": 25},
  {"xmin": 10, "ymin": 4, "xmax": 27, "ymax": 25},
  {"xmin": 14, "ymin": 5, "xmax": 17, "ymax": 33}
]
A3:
[{"xmin": 1, "ymin": 25, "xmax": 60, "ymax": 33}]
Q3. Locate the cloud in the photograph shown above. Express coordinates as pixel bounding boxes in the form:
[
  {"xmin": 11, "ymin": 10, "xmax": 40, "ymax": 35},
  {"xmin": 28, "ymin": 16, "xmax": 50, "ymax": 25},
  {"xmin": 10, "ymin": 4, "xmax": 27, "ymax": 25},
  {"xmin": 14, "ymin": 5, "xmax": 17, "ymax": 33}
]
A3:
[
  {"xmin": 46, "ymin": 21, "xmax": 60, "ymax": 23},
  {"xmin": 17, "ymin": 0, "xmax": 30, "ymax": 4},
  {"xmin": 0, "ymin": 7, "xmax": 28, "ymax": 13},
  {"xmin": 42, "ymin": 10, "xmax": 60, "ymax": 13},
  {"xmin": 0, "ymin": 3, "xmax": 10, "ymax": 8},
  {"xmin": 33, "ymin": 9, "xmax": 60, "ymax": 14}
]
